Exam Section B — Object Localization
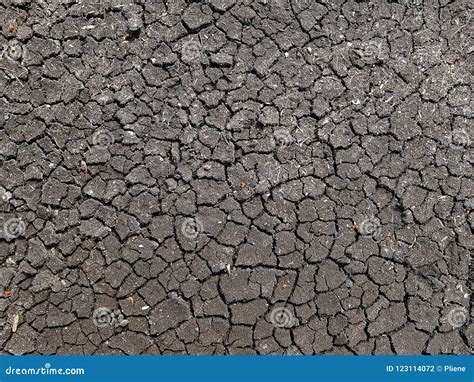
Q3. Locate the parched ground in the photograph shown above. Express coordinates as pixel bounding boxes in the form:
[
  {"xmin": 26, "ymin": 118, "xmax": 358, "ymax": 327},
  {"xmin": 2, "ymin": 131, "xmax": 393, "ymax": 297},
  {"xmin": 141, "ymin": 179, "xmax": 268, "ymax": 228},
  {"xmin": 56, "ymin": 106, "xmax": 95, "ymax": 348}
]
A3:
[{"xmin": 0, "ymin": 0, "xmax": 472, "ymax": 355}]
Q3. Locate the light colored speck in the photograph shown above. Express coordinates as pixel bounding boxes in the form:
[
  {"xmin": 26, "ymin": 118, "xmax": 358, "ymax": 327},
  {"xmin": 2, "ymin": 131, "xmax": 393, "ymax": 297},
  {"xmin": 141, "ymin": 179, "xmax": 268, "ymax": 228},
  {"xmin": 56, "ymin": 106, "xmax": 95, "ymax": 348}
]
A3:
[{"xmin": 12, "ymin": 314, "xmax": 20, "ymax": 333}]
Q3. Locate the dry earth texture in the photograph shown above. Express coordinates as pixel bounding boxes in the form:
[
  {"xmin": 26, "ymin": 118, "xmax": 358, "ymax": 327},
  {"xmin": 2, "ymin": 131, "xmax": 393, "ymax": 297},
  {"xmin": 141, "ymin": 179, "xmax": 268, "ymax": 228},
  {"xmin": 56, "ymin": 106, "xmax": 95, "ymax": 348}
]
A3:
[{"xmin": 0, "ymin": 0, "xmax": 472, "ymax": 355}]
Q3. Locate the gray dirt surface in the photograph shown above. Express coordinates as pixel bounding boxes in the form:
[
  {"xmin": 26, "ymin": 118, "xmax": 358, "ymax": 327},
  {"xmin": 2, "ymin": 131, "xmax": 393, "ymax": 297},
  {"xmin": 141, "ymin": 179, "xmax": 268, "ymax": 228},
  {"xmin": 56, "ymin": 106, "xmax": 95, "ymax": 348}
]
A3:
[{"xmin": 0, "ymin": 0, "xmax": 472, "ymax": 355}]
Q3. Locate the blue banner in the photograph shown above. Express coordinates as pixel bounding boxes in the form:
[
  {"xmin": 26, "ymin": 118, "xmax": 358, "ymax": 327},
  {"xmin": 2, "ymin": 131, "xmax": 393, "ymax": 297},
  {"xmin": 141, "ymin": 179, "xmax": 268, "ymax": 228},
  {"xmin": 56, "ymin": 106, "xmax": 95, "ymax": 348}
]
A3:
[{"xmin": 0, "ymin": 356, "xmax": 472, "ymax": 382}]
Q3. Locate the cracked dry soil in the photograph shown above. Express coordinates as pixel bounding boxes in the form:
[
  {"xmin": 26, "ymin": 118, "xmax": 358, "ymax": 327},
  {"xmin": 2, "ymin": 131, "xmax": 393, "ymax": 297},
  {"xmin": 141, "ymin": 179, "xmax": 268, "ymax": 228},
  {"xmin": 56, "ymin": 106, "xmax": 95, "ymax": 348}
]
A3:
[{"xmin": 0, "ymin": 0, "xmax": 473, "ymax": 355}]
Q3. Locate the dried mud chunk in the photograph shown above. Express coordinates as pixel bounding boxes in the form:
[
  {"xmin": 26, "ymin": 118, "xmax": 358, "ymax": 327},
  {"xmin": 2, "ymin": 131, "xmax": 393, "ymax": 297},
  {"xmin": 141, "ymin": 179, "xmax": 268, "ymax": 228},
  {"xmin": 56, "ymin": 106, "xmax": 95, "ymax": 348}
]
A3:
[{"xmin": 149, "ymin": 298, "xmax": 192, "ymax": 336}]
